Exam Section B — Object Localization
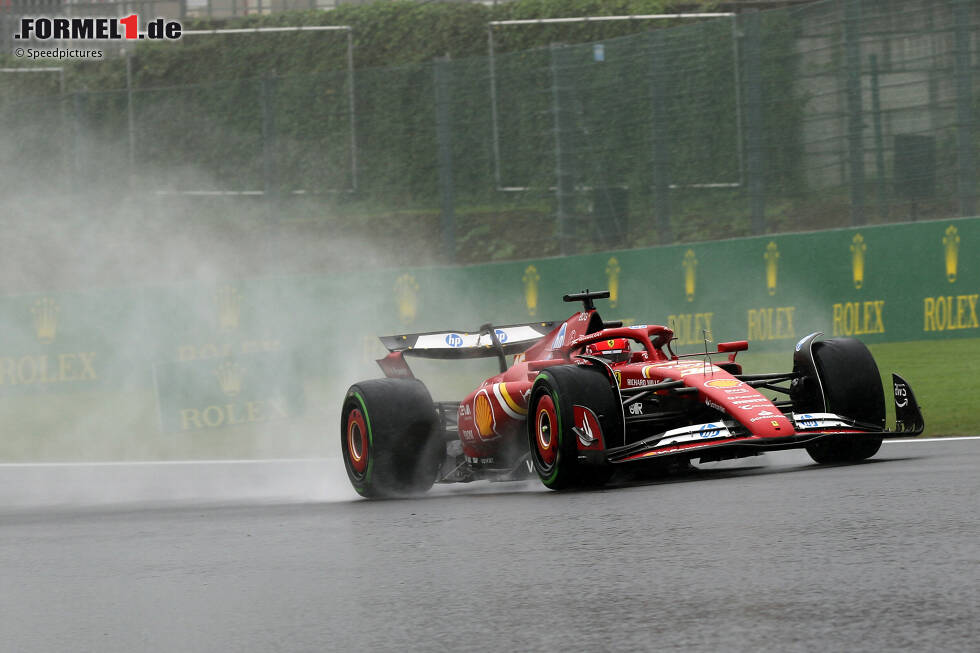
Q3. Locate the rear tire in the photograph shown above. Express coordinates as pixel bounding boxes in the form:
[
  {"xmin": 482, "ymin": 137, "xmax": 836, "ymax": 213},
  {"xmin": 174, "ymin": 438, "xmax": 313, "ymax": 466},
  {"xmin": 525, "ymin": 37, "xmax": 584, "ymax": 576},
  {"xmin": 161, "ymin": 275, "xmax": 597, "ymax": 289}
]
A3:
[
  {"xmin": 801, "ymin": 338, "xmax": 884, "ymax": 464},
  {"xmin": 527, "ymin": 365, "xmax": 619, "ymax": 490},
  {"xmin": 341, "ymin": 378, "xmax": 442, "ymax": 498}
]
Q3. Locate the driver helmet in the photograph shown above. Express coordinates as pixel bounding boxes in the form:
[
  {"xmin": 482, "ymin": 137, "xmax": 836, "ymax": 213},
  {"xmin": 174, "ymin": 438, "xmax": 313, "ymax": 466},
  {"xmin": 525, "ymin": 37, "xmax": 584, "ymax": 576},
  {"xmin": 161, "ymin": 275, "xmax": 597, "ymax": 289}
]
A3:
[{"xmin": 585, "ymin": 338, "xmax": 631, "ymax": 364}]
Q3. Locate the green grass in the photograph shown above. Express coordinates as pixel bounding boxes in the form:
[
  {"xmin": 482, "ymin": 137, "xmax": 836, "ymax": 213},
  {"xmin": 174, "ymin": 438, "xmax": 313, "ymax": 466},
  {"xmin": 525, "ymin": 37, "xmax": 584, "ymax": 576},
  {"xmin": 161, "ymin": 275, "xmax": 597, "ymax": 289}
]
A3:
[{"xmin": 737, "ymin": 337, "xmax": 979, "ymax": 437}]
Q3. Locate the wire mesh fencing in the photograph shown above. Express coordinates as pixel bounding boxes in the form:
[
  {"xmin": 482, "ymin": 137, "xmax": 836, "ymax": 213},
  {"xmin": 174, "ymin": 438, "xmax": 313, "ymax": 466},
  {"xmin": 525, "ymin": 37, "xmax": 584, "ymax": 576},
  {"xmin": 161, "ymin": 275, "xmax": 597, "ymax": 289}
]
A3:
[{"xmin": 1, "ymin": 0, "xmax": 977, "ymax": 263}]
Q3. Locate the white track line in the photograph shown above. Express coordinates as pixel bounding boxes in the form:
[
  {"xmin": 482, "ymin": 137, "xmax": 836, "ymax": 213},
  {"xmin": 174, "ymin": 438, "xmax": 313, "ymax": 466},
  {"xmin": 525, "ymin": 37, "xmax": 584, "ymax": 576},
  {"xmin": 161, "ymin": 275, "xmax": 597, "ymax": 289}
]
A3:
[
  {"xmin": 0, "ymin": 457, "xmax": 339, "ymax": 468},
  {"xmin": 885, "ymin": 436, "xmax": 980, "ymax": 443}
]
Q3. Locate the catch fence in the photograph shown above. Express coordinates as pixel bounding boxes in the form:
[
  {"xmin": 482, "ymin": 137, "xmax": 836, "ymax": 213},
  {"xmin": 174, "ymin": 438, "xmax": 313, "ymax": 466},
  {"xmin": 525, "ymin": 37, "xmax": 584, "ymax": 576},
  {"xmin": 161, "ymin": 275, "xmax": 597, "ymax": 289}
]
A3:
[{"xmin": 1, "ymin": 0, "xmax": 978, "ymax": 262}]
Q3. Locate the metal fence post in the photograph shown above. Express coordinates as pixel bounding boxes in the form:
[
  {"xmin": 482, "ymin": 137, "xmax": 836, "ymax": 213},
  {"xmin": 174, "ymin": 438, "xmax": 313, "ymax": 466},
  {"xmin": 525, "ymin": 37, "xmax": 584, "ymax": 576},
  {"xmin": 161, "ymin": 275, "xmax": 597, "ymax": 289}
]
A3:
[
  {"xmin": 870, "ymin": 53, "xmax": 887, "ymax": 220},
  {"xmin": 649, "ymin": 30, "xmax": 672, "ymax": 244},
  {"xmin": 434, "ymin": 56, "xmax": 456, "ymax": 263},
  {"xmin": 953, "ymin": 0, "xmax": 976, "ymax": 217},
  {"xmin": 72, "ymin": 91, "xmax": 85, "ymax": 193},
  {"xmin": 125, "ymin": 50, "xmax": 136, "ymax": 186},
  {"xmin": 550, "ymin": 43, "xmax": 573, "ymax": 256},
  {"xmin": 260, "ymin": 76, "xmax": 280, "ymax": 213},
  {"xmin": 844, "ymin": 0, "xmax": 865, "ymax": 225},
  {"xmin": 58, "ymin": 70, "xmax": 70, "ymax": 191},
  {"xmin": 742, "ymin": 9, "xmax": 765, "ymax": 235}
]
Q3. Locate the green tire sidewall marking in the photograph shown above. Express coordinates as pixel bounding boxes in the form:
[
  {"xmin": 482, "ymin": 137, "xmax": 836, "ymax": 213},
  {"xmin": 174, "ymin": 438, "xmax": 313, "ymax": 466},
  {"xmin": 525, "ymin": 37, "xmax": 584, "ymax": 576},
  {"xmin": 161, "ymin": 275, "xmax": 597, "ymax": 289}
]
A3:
[
  {"xmin": 350, "ymin": 391, "xmax": 374, "ymax": 490},
  {"xmin": 533, "ymin": 373, "xmax": 563, "ymax": 486}
]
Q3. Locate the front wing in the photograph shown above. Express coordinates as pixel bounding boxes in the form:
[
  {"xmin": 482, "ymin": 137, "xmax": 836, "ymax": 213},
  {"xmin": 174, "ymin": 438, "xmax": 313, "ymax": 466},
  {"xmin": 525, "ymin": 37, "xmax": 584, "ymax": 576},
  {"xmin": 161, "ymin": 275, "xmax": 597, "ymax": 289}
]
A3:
[
  {"xmin": 605, "ymin": 374, "xmax": 924, "ymax": 465},
  {"xmin": 606, "ymin": 413, "xmax": 893, "ymax": 464}
]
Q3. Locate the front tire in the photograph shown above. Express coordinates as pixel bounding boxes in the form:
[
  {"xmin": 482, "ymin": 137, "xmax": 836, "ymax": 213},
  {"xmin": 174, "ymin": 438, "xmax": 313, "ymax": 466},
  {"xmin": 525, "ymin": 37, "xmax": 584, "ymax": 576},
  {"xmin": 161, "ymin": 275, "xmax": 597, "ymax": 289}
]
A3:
[
  {"xmin": 527, "ymin": 365, "xmax": 619, "ymax": 490},
  {"xmin": 800, "ymin": 337, "xmax": 884, "ymax": 464},
  {"xmin": 341, "ymin": 378, "xmax": 443, "ymax": 498}
]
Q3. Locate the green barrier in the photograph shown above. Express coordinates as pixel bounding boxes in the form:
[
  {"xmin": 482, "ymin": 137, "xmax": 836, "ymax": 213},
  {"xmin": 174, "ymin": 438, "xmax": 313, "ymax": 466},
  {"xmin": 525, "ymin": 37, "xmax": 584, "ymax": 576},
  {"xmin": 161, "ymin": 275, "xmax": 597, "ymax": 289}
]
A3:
[
  {"xmin": 153, "ymin": 351, "xmax": 305, "ymax": 434},
  {"xmin": 0, "ymin": 217, "xmax": 974, "ymax": 445},
  {"xmin": 384, "ymin": 218, "xmax": 978, "ymax": 351}
]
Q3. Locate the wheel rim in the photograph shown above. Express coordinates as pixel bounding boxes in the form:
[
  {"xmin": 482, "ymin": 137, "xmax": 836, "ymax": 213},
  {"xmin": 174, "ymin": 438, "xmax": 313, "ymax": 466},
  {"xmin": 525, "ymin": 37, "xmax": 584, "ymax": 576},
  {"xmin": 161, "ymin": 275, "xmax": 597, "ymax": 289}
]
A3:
[
  {"xmin": 346, "ymin": 408, "xmax": 369, "ymax": 474},
  {"xmin": 535, "ymin": 394, "xmax": 558, "ymax": 467}
]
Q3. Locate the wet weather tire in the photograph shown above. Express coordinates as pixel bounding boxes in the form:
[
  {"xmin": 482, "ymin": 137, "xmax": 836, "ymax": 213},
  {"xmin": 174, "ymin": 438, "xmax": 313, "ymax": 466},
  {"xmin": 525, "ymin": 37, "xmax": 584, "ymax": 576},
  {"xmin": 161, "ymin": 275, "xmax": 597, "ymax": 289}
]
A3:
[
  {"xmin": 801, "ymin": 338, "xmax": 885, "ymax": 464},
  {"xmin": 527, "ymin": 365, "xmax": 619, "ymax": 490},
  {"xmin": 341, "ymin": 378, "xmax": 442, "ymax": 498}
]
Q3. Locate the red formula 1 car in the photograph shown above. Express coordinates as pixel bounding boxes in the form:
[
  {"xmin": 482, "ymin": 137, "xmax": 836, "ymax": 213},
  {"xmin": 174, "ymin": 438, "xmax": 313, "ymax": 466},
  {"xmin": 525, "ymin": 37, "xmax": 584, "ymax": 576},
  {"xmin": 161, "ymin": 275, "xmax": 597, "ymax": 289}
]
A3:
[{"xmin": 341, "ymin": 290, "xmax": 924, "ymax": 498}]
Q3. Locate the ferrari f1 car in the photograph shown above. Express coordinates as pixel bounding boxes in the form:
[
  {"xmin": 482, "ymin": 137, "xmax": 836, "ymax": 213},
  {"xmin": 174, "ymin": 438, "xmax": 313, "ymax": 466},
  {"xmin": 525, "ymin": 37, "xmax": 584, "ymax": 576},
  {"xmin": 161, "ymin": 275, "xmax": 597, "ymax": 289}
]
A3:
[{"xmin": 341, "ymin": 290, "xmax": 923, "ymax": 497}]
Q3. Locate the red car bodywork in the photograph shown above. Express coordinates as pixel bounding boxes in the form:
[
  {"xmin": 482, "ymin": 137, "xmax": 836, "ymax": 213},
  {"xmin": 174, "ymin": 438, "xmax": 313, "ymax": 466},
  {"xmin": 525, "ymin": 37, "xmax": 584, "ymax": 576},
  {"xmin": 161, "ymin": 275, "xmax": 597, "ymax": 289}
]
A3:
[{"xmin": 372, "ymin": 292, "xmax": 923, "ymax": 485}]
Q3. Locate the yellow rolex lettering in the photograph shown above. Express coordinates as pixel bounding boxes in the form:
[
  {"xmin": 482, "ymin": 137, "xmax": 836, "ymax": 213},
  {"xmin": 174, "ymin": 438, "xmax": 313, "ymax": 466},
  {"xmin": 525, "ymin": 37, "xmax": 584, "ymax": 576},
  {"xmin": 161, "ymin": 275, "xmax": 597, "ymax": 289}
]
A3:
[
  {"xmin": 17, "ymin": 357, "xmax": 37, "ymax": 384},
  {"xmin": 780, "ymin": 306, "xmax": 796, "ymax": 338},
  {"xmin": 924, "ymin": 297, "xmax": 937, "ymax": 331},
  {"xmin": 202, "ymin": 405, "xmax": 225, "ymax": 428},
  {"xmin": 748, "ymin": 307, "xmax": 796, "ymax": 341},
  {"xmin": 832, "ymin": 301, "xmax": 885, "ymax": 336},
  {"xmin": 176, "ymin": 396, "xmax": 292, "ymax": 432},
  {"xmin": 695, "ymin": 312, "xmax": 713, "ymax": 337},
  {"xmin": 0, "ymin": 358, "xmax": 16, "ymax": 385},
  {"xmin": 958, "ymin": 294, "xmax": 978, "ymax": 329},
  {"xmin": 77, "ymin": 353, "xmax": 97, "ymax": 380},
  {"xmin": 181, "ymin": 408, "xmax": 203, "ymax": 430},
  {"xmin": 833, "ymin": 303, "xmax": 845, "ymax": 336},
  {"xmin": 58, "ymin": 353, "xmax": 77, "ymax": 381},
  {"xmin": 0, "ymin": 352, "xmax": 96, "ymax": 386},
  {"xmin": 667, "ymin": 313, "xmax": 714, "ymax": 345},
  {"xmin": 37, "ymin": 355, "xmax": 54, "ymax": 383},
  {"xmin": 748, "ymin": 309, "xmax": 762, "ymax": 340},
  {"xmin": 922, "ymin": 294, "xmax": 980, "ymax": 332},
  {"xmin": 225, "ymin": 403, "xmax": 245, "ymax": 426},
  {"xmin": 240, "ymin": 339, "xmax": 281, "ymax": 354}
]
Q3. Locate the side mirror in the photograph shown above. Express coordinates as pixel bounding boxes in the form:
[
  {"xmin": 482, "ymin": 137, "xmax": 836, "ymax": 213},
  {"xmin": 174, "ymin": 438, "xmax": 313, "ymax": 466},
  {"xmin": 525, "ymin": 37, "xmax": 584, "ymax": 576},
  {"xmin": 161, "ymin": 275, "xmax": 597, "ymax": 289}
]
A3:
[{"xmin": 717, "ymin": 340, "xmax": 748, "ymax": 353}]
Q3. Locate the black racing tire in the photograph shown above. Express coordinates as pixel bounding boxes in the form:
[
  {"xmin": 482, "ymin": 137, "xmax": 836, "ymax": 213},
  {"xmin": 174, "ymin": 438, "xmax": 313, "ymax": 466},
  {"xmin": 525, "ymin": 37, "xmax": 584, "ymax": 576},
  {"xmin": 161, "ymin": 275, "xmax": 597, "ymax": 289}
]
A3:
[
  {"xmin": 527, "ymin": 365, "xmax": 620, "ymax": 490},
  {"xmin": 802, "ymin": 337, "xmax": 884, "ymax": 464},
  {"xmin": 341, "ymin": 378, "xmax": 443, "ymax": 498}
]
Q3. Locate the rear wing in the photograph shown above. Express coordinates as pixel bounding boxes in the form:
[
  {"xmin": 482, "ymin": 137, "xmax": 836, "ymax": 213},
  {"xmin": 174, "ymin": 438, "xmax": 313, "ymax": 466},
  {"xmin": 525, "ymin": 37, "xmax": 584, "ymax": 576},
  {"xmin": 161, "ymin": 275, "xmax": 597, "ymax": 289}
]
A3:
[{"xmin": 379, "ymin": 321, "xmax": 558, "ymax": 360}]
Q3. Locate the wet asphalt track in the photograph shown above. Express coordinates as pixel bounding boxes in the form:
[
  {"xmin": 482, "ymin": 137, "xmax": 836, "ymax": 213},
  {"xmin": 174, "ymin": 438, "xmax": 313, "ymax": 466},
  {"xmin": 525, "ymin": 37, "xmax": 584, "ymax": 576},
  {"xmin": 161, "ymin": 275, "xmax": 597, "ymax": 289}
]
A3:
[{"xmin": 1, "ymin": 438, "xmax": 977, "ymax": 653}]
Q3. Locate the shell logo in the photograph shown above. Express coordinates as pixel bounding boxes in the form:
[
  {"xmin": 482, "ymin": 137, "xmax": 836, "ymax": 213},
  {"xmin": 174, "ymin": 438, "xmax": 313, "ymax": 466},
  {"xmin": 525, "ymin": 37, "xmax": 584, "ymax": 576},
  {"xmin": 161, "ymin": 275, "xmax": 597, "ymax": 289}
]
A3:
[
  {"xmin": 682, "ymin": 249, "xmax": 697, "ymax": 302},
  {"xmin": 850, "ymin": 234, "xmax": 867, "ymax": 290},
  {"xmin": 606, "ymin": 257, "xmax": 621, "ymax": 307},
  {"xmin": 943, "ymin": 225, "xmax": 959, "ymax": 283},
  {"xmin": 474, "ymin": 392, "xmax": 495, "ymax": 438},
  {"xmin": 705, "ymin": 379, "xmax": 742, "ymax": 389},
  {"xmin": 523, "ymin": 265, "xmax": 540, "ymax": 317},
  {"xmin": 764, "ymin": 242, "xmax": 779, "ymax": 296}
]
